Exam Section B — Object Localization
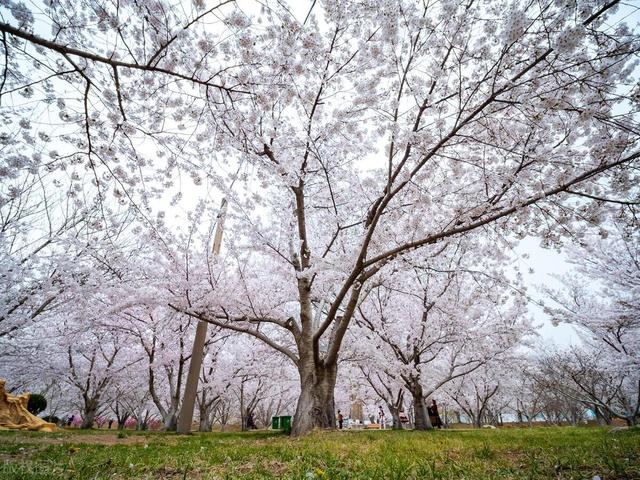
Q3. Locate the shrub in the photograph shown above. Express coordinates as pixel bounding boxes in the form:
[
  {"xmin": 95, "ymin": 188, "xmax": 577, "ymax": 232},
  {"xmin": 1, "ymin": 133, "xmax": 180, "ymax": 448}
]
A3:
[
  {"xmin": 42, "ymin": 415, "xmax": 61, "ymax": 425},
  {"xmin": 27, "ymin": 394, "xmax": 47, "ymax": 415}
]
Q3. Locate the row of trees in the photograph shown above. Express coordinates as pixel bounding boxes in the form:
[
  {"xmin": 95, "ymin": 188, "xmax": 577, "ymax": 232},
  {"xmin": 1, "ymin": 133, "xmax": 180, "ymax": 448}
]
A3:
[
  {"xmin": 2, "ymin": 309, "xmax": 299, "ymax": 431},
  {"xmin": 0, "ymin": 0, "xmax": 638, "ymax": 434},
  {"xmin": 1, "ymin": 225, "xmax": 638, "ymax": 429}
]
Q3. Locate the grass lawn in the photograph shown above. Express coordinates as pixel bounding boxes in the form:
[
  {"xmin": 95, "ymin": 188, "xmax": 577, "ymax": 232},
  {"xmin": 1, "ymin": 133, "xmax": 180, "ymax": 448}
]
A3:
[{"xmin": 0, "ymin": 427, "xmax": 638, "ymax": 479}]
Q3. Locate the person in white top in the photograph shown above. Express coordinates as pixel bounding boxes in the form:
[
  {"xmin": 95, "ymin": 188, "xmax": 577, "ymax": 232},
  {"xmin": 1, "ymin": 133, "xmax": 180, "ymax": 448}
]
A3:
[{"xmin": 378, "ymin": 406, "xmax": 386, "ymax": 429}]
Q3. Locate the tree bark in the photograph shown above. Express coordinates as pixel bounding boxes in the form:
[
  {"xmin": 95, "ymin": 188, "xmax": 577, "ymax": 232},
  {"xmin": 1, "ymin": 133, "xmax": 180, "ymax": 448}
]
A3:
[
  {"xmin": 473, "ymin": 415, "xmax": 482, "ymax": 428},
  {"xmin": 410, "ymin": 383, "xmax": 432, "ymax": 430},
  {"xmin": 199, "ymin": 415, "xmax": 213, "ymax": 432},
  {"xmin": 164, "ymin": 407, "xmax": 178, "ymax": 431},
  {"xmin": 81, "ymin": 400, "xmax": 98, "ymax": 429},
  {"xmin": 454, "ymin": 411, "xmax": 461, "ymax": 424},
  {"xmin": 197, "ymin": 395, "xmax": 218, "ymax": 432},
  {"xmin": 390, "ymin": 408, "xmax": 402, "ymax": 430},
  {"xmin": 291, "ymin": 362, "xmax": 337, "ymax": 435},
  {"xmin": 594, "ymin": 405, "xmax": 613, "ymax": 426}
]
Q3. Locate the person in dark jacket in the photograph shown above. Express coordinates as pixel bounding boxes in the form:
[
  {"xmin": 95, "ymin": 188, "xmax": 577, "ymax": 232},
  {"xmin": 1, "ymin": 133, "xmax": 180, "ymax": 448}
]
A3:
[
  {"xmin": 246, "ymin": 412, "xmax": 257, "ymax": 430},
  {"xmin": 427, "ymin": 400, "xmax": 443, "ymax": 428}
]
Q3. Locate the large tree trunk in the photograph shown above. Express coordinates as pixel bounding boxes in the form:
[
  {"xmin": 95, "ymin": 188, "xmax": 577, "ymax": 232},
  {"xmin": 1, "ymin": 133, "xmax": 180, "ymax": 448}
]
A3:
[
  {"xmin": 291, "ymin": 361, "xmax": 337, "ymax": 436},
  {"xmin": 411, "ymin": 385, "xmax": 432, "ymax": 430},
  {"xmin": 81, "ymin": 398, "xmax": 98, "ymax": 429}
]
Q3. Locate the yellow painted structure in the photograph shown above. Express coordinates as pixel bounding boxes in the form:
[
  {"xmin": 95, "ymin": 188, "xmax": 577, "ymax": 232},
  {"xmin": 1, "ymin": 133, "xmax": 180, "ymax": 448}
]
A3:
[{"xmin": 0, "ymin": 379, "xmax": 57, "ymax": 432}]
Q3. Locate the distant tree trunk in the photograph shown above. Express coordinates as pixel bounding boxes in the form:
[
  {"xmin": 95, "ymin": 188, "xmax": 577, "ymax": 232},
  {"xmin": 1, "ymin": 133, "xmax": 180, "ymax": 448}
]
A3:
[
  {"xmin": 569, "ymin": 408, "xmax": 580, "ymax": 426},
  {"xmin": 197, "ymin": 390, "xmax": 219, "ymax": 432},
  {"xmin": 471, "ymin": 409, "xmax": 483, "ymax": 428},
  {"xmin": 81, "ymin": 397, "xmax": 98, "ymax": 429},
  {"xmin": 390, "ymin": 410, "xmax": 401, "ymax": 429},
  {"xmin": 144, "ymin": 334, "xmax": 186, "ymax": 432},
  {"xmin": 242, "ymin": 407, "xmax": 250, "ymax": 430},
  {"xmin": 111, "ymin": 400, "xmax": 130, "ymax": 430},
  {"xmin": 199, "ymin": 414, "xmax": 213, "ymax": 432},
  {"xmin": 198, "ymin": 398, "xmax": 215, "ymax": 432},
  {"xmin": 594, "ymin": 405, "xmax": 612, "ymax": 426},
  {"xmin": 164, "ymin": 408, "xmax": 178, "ymax": 431},
  {"xmin": 134, "ymin": 409, "xmax": 151, "ymax": 431},
  {"xmin": 383, "ymin": 389, "xmax": 404, "ymax": 430},
  {"xmin": 525, "ymin": 413, "xmax": 534, "ymax": 427},
  {"xmin": 215, "ymin": 399, "xmax": 231, "ymax": 432}
]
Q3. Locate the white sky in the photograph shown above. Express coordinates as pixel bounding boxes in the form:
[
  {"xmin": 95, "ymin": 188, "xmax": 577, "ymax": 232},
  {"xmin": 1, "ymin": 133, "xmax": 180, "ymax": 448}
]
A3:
[{"xmin": 515, "ymin": 238, "xmax": 580, "ymax": 346}]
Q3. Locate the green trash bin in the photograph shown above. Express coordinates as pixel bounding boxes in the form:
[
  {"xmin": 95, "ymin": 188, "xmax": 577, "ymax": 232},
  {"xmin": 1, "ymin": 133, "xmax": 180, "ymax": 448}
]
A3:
[
  {"xmin": 271, "ymin": 416, "xmax": 280, "ymax": 430},
  {"xmin": 280, "ymin": 416, "xmax": 292, "ymax": 433}
]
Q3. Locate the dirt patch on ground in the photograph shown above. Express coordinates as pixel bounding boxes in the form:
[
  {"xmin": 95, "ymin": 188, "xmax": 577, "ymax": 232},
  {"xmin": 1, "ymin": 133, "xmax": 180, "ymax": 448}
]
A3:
[
  {"xmin": 0, "ymin": 446, "xmax": 39, "ymax": 461},
  {"xmin": 263, "ymin": 459, "xmax": 290, "ymax": 475},
  {"xmin": 3, "ymin": 432, "xmax": 176, "ymax": 446}
]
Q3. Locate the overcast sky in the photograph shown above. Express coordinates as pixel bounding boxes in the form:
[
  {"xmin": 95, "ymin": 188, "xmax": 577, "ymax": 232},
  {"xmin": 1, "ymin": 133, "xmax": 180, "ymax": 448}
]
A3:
[{"xmin": 516, "ymin": 238, "xmax": 580, "ymax": 347}]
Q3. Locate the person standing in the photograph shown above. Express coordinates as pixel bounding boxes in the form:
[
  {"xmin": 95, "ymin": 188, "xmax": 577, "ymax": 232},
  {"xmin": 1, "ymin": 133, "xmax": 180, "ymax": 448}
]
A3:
[
  {"xmin": 378, "ymin": 406, "xmax": 386, "ymax": 429},
  {"xmin": 429, "ymin": 400, "xmax": 443, "ymax": 429},
  {"xmin": 337, "ymin": 410, "xmax": 344, "ymax": 429},
  {"xmin": 246, "ymin": 412, "xmax": 257, "ymax": 430}
]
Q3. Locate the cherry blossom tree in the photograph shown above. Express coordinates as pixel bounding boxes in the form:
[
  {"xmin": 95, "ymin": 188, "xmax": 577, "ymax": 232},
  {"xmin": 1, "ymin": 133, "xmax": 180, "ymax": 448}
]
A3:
[
  {"xmin": 351, "ymin": 242, "xmax": 532, "ymax": 429},
  {"xmin": 0, "ymin": 0, "xmax": 244, "ymax": 218},
  {"xmin": 536, "ymin": 345, "xmax": 639, "ymax": 426},
  {"xmin": 196, "ymin": 335, "xmax": 234, "ymax": 432},
  {"xmin": 509, "ymin": 360, "xmax": 546, "ymax": 426},
  {"xmin": 170, "ymin": 0, "xmax": 638, "ymax": 435},
  {"xmin": 0, "ymin": 169, "xmax": 117, "ymax": 338},
  {"xmin": 444, "ymin": 361, "xmax": 511, "ymax": 428},
  {"xmin": 354, "ymin": 360, "xmax": 408, "ymax": 430},
  {"xmin": 116, "ymin": 305, "xmax": 194, "ymax": 431},
  {"xmin": 35, "ymin": 319, "xmax": 137, "ymax": 429},
  {"xmin": 542, "ymin": 225, "xmax": 639, "ymax": 425},
  {"xmin": 1, "ymin": 0, "xmax": 638, "ymax": 436}
]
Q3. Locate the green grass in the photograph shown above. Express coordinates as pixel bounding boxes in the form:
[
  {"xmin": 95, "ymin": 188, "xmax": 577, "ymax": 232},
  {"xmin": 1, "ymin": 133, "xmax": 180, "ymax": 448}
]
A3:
[{"xmin": 0, "ymin": 427, "xmax": 638, "ymax": 479}]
